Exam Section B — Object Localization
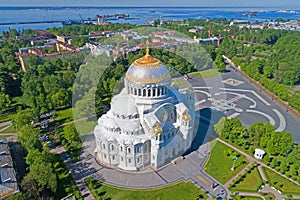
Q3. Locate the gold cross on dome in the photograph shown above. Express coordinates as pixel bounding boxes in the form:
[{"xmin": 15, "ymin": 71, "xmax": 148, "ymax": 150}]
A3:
[{"xmin": 146, "ymin": 40, "xmax": 150, "ymax": 55}]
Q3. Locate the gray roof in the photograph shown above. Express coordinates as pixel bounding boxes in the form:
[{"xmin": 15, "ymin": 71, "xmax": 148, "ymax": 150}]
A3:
[{"xmin": 0, "ymin": 140, "xmax": 18, "ymax": 199}]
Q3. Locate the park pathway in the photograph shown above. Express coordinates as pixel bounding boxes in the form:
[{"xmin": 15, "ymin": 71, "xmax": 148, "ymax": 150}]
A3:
[
  {"xmin": 224, "ymin": 162, "xmax": 253, "ymax": 188},
  {"xmin": 51, "ymin": 144, "xmax": 95, "ymax": 200},
  {"xmin": 217, "ymin": 138, "xmax": 300, "ymax": 199},
  {"xmin": 217, "ymin": 138, "xmax": 300, "ymax": 186}
]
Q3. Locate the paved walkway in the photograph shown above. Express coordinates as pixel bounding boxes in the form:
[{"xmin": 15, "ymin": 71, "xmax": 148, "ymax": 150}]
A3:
[
  {"xmin": 50, "ymin": 144, "xmax": 96, "ymax": 200},
  {"xmin": 0, "ymin": 121, "xmax": 11, "ymax": 127}
]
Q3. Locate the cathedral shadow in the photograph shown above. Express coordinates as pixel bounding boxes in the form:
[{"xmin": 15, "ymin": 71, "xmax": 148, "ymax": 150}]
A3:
[
  {"xmin": 190, "ymin": 108, "xmax": 225, "ymax": 152},
  {"xmin": 70, "ymin": 159, "xmax": 100, "ymax": 181}
]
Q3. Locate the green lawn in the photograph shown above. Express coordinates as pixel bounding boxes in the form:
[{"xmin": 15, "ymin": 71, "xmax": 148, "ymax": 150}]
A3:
[
  {"xmin": 190, "ymin": 69, "xmax": 220, "ymax": 78},
  {"xmin": 263, "ymin": 167, "xmax": 300, "ymax": 195},
  {"xmin": 56, "ymin": 108, "xmax": 74, "ymax": 123},
  {"xmin": 231, "ymin": 195, "xmax": 263, "ymax": 200},
  {"xmin": 85, "ymin": 177, "xmax": 208, "ymax": 200},
  {"xmin": 0, "ymin": 125, "xmax": 16, "ymax": 134},
  {"xmin": 0, "ymin": 113, "xmax": 14, "ymax": 123},
  {"xmin": 205, "ymin": 141, "xmax": 248, "ymax": 184},
  {"xmin": 230, "ymin": 166, "xmax": 263, "ymax": 192},
  {"xmin": 75, "ymin": 120, "xmax": 97, "ymax": 136}
]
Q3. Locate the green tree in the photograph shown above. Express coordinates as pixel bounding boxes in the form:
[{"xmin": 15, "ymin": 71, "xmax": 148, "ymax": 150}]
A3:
[
  {"xmin": 214, "ymin": 54, "xmax": 226, "ymax": 72},
  {"xmin": 266, "ymin": 132, "xmax": 293, "ymax": 156},
  {"xmin": 12, "ymin": 108, "xmax": 37, "ymax": 131},
  {"xmin": 29, "ymin": 161, "xmax": 57, "ymax": 194},
  {"xmin": 5, "ymin": 192, "xmax": 29, "ymax": 200},
  {"xmin": 21, "ymin": 174, "xmax": 40, "ymax": 199},
  {"xmin": 17, "ymin": 124, "xmax": 42, "ymax": 152},
  {"xmin": 0, "ymin": 93, "xmax": 11, "ymax": 113}
]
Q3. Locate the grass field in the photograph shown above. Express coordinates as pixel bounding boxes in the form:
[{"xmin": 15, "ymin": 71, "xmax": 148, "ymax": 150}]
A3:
[
  {"xmin": 75, "ymin": 120, "xmax": 97, "ymax": 136},
  {"xmin": 0, "ymin": 114, "xmax": 14, "ymax": 123},
  {"xmin": 0, "ymin": 125, "xmax": 16, "ymax": 134},
  {"xmin": 85, "ymin": 177, "xmax": 208, "ymax": 200},
  {"xmin": 205, "ymin": 141, "xmax": 248, "ymax": 184},
  {"xmin": 231, "ymin": 167, "xmax": 262, "ymax": 192},
  {"xmin": 190, "ymin": 69, "xmax": 220, "ymax": 78},
  {"xmin": 56, "ymin": 108, "xmax": 74, "ymax": 123},
  {"xmin": 231, "ymin": 195, "xmax": 263, "ymax": 200},
  {"xmin": 263, "ymin": 167, "xmax": 300, "ymax": 195}
]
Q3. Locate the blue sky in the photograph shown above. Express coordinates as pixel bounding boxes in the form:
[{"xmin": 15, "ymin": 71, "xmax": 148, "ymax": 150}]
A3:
[{"xmin": 1, "ymin": 0, "xmax": 299, "ymax": 9}]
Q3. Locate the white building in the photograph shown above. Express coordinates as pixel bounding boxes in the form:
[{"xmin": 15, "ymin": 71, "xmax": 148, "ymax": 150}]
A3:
[
  {"xmin": 254, "ymin": 148, "xmax": 265, "ymax": 160},
  {"xmin": 94, "ymin": 45, "xmax": 196, "ymax": 171},
  {"xmin": 86, "ymin": 42, "xmax": 114, "ymax": 57}
]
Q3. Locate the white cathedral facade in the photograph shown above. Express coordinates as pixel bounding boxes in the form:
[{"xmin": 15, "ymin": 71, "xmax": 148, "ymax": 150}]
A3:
[{"xmin": 94, "ymin": 46, "xmax": 196, "ymax": 171}]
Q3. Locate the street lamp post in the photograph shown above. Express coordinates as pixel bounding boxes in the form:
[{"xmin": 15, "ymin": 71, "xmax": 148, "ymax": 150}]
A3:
[{"xmin": 231, "ymin": 156, "xmax": 238, "ymax": 171}]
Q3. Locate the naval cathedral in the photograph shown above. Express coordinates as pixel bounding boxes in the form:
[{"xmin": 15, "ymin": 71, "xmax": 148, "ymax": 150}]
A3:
[{"xmin": 94, "ymin": 44, "xmax": 196, "ymax": 171}]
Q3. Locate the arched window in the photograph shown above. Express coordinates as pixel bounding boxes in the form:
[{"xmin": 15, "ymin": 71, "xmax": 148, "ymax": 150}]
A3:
[
  {"xmin": 111, "ymin": 144, "xmax": 114, "ymax": 151},
  {"xmin": 148, "ymin": 89, "xmax": 151, "ymax": 97},
  {"xmin": 143, "ymin": 89, "xmax": 146, "ymax": 97},
  {"xmin": 134, "ymin": 88, "xmax": 137, "ymax": 95},
  {"xmin": 127, "ymin": 147, "xmax": 131, "ymax": 154},
  {"xmin": 157, "ymin": 87, "xmax": 161, "ymax": 96},
  {"xmin": 153, "ymin": 88, "xmax": 156, "ymax": 97},
  {"xmin": 138, "ymin": 88, "xmax": 141, "ymax": 96},
  {"xmin": 161, "ymin": 87, "xmax": 165, "ymax": 95},
  {"xmin": 102, "ymin": 143, "xmax": 106, "ymax": 150},
  {"xmin": 136, "ymin": 146, "xmax": 141, "ymax": 153},
  {"xmin": 120, "ymin": 146, "xmax": 123, "ymax": 152}
]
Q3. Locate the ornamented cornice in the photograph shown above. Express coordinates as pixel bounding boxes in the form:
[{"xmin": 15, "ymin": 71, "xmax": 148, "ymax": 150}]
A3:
[{"xmin": 126, "ymin": 72, "xmax": 170, "ymax": 85}]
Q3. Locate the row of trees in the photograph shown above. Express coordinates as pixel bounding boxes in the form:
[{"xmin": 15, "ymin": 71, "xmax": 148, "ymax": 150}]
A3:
[
  {"xmin": 214, "ymin": 117, "xmax": 300, "ymax": 183},
  {"xmin": 8, "ymin": 106, "xmax": 82, "ymax": 199}
]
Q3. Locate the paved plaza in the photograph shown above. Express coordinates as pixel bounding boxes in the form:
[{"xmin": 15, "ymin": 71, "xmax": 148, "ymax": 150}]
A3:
[
  {"xmin": 68, "ymin": 69, "xmax": 300, "ymax": 200},
  {"xmin": 188, "ymin": 69, "xmax": 300, "ymax": 143}
]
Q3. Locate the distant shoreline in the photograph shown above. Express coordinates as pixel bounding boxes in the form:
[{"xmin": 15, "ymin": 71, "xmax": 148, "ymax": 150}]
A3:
[{"xmin": 0, "ymin": 6, "xmax": 296, "ymax": 10}]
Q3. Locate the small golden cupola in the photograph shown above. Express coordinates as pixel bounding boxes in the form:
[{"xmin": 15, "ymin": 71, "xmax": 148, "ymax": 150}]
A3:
[
  {"xmin": 182, "ymin": 110, "xmax": 191, "ymax": 121},
  {"xmin": 152, "ymin": 121, "xmax": 163, "ymax": 135}
]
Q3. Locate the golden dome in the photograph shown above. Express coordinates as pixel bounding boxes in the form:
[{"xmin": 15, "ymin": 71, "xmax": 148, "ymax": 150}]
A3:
[
  {"xmin": 132, "ymin": 46, "xmax": 162, "ymax": 68},
  {"xmin": 125, "ymin": 41, "xmax": 171, "ymax": 85}
]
